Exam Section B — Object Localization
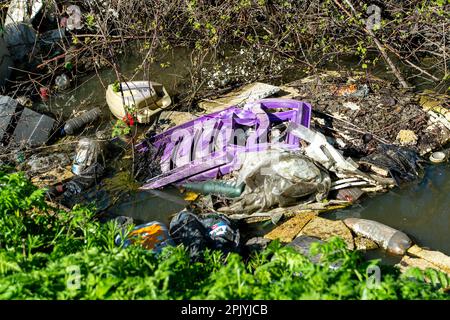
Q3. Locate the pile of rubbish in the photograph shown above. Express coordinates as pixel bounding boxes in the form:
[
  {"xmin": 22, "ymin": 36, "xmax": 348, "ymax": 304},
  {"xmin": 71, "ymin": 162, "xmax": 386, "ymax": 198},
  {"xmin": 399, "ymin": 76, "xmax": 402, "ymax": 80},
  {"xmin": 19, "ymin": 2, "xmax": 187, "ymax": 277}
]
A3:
[
  {"xmin": 0, "ymin": 95, "xmax": 102, "ymax": 149},
  {"xmin": 114, "ymin": 211, "xmax": 241, "ymax": 261},
  {"xmin": 134, "ymin": 97, "xmax": 427, "ymax": 220},
  {"xmin": 1, "ymin": 0, "xmax": 449, "ymax": 267},
  {"xmin": 2, "ymin": 44, "xmax": 449, "ymax": 263},
  {"xmin": 110, "ymin": 207, "xmax": 450, "ymax": 276},
  {"xmin": 0, "ymin": 93, "xmax": 110, "ymax": 210},
  {"xmin": 118, "ymin": 77, "xmax": 449, "ymax": 261}
]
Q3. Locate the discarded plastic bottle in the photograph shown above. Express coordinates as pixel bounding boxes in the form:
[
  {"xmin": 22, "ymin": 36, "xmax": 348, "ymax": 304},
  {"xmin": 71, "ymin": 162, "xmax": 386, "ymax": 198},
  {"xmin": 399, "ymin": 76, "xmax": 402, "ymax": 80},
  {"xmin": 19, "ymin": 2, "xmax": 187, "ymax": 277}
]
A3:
[
  {"xmin": 181, "ymin": 180, "xmax": 245, "ymax": 198},
  {"xmin": 62, "ymin": 107, "xmax": 102, "ymax": 135},
  {"xmin": 72, "ymin": 138, "xmax": 103, "ymax": 175},
  {"xmin": 343, "ymin": 218, "xmax": 412, "ymax": 255},
  {"xmin": 64, "ymin": 61, "xmax": 73, "ymax": 71}
]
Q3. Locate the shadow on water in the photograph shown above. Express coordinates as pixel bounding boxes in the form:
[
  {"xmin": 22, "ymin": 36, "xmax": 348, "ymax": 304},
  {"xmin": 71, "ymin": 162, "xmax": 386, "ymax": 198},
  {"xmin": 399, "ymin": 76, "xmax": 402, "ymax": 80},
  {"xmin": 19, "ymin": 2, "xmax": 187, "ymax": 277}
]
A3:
[
  {"xmin": 323, "ymin": 162, "xmax": 450, "ymax": 256},
  {"xmin": 107, "ymin": 187, "xmax": 187, "ymax": 226}
]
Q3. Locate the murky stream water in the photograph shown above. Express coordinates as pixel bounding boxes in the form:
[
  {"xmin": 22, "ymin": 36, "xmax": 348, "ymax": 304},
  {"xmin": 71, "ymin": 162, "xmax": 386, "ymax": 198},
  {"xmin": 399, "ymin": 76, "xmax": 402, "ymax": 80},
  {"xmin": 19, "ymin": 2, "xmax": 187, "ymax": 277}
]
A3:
[
  {"xmin": 324, "ymin": 162, "xmax": 450, "ymax": 256},
  {"xmin": 107, "ymin": 188, "xmax": 187, "ymax": 226},
  {"xmin": 46, "ymin": 48, "xmax": 449, "ymax": 258},
  {"xmin": 46, "ymin": 47, "xmax": 193, "ymax": 118}
]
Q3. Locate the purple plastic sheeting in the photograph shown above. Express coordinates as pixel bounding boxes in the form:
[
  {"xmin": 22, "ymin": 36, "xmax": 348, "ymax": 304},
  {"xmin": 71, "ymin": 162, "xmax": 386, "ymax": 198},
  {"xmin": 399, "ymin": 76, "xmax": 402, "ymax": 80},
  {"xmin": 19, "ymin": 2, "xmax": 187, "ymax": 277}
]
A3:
[{"xmin": 139, "ymin": 98, "xmax": 312, "ymax": 189}]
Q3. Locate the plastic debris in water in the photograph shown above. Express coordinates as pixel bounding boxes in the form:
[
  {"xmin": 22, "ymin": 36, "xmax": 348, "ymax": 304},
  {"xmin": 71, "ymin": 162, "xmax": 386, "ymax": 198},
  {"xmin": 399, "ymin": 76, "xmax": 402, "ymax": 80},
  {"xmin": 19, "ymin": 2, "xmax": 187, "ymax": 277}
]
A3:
[
  {"xmin": 66, "ymin": 5, "xmax": 83, "ymax": 31},
  {"xmin": 332, "ymin": 84, "xmax": 369, "ymax": 97},
  {"xmin": 343, "ymin": 218, "xmax": 412, "ymax": 255},
  {"xmin": 63, "ymin": 108, "xmax": 102, "ymax": 135},
  {"xmin": 139, "ymin": 99, "xmax": 312, "ymax": 189},
  {"xmin": 72, "ymin": 138, "xmax": 103, "ymax": 175},
  {"xmin": 55, "ymin": 73, "xmax": 70, "ymax": 91},
  {"xmin": 115, "ymin": 221, "xmax": 174, "ymax": 253}
]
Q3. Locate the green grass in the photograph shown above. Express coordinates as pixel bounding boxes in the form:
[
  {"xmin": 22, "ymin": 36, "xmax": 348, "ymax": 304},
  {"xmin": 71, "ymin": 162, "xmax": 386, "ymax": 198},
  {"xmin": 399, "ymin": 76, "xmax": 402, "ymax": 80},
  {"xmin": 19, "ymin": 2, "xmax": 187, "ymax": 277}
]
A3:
[{"xmin": 0, "ymin": 170, "xmax": 449, "ymax": 300}]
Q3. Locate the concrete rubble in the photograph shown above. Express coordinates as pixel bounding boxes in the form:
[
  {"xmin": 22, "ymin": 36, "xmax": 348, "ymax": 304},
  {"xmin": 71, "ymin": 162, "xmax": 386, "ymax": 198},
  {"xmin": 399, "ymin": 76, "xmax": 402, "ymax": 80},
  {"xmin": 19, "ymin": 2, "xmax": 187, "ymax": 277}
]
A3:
[
  {"xmin": 407, "ymin": 245, "xmax": 450, "ymax": 274},
  {"xmin": 298, "ymin": 217, "xmax": 355, "ymax": 250},
  {"xmin": 264, "ymin": 211, "xmax": 317, "ymax": 243},
  {"xmin": 0, "ymin": 95, "xmax": 57, "ymax": 148}
]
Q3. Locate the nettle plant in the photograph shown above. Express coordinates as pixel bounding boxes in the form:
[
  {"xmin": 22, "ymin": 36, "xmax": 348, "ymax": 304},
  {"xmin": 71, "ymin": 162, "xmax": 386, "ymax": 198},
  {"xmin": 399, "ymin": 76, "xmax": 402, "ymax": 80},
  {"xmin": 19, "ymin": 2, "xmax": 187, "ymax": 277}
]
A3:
[{"xmin": 0, "ymin": 170, "xmax": 449, "ymax": 299}]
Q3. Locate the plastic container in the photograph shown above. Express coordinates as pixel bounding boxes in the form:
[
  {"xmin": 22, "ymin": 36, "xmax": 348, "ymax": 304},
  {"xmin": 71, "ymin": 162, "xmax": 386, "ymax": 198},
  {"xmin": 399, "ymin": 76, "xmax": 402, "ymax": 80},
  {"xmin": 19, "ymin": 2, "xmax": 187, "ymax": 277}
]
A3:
[{"xmin": 344, "ymin": 218, "xmax": 412, "ymax": 255}]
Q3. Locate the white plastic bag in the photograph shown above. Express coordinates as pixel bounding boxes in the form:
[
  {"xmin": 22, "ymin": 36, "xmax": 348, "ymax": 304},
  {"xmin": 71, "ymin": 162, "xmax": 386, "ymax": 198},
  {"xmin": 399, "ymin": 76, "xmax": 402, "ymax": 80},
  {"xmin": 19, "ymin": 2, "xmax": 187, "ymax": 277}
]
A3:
[{"xmin": 66, "ymin": 5, "xmax": 83, "ymax": 31}]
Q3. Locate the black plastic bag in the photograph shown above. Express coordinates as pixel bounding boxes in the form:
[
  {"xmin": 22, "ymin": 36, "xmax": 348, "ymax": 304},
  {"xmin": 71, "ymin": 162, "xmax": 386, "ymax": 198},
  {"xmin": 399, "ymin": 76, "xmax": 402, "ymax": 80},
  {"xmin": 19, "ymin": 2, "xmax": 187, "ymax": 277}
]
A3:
[
  {"xmin": 169, "ymin": 210, "xmax": 240, "ymax": 260},
  {"xmin": 361, "ymin": 144, "xmax": 423, "ymax": 185}
]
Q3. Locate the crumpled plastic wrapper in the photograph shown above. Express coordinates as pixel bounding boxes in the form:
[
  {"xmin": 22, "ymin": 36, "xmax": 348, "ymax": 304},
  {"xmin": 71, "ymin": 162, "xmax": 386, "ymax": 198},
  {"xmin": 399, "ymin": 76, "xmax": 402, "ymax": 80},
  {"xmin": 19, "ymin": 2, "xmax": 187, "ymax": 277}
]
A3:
[{"xmin": 224, "ymin": 150, "xmax": 331, "ymax": 214}]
